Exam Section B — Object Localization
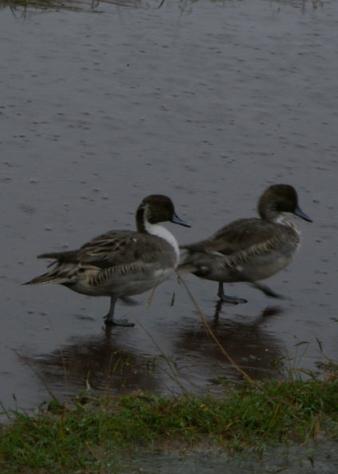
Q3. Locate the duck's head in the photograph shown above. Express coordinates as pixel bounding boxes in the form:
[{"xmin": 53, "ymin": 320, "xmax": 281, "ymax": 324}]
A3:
[
  {"xmin": 137, "ymin": 194, "xmax": 190, "ymax": 231},
  {"xmin": 258, "ymin": 184, "xmax": 312, "ymax": 223}
]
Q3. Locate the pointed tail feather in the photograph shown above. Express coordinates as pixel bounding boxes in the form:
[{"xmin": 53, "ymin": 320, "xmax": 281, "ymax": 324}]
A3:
[
  {"xmin": 24, "ymin": 271, "xmax": 69, "ymax": 285},
  {"xmin": 37, "ymin": 250, "xmax": 78, "ymax": 262},
  {"xmin": 24, "ymin": 263, "xmax": 77, "ymax": 285}
]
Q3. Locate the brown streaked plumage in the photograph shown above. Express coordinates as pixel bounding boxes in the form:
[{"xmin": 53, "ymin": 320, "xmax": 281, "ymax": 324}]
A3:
[
  {"xmin": 179, "ymin": 184, "xmax": 312, "ymax": 304},
  {"xmin": 26, "ymin": 195, "xmax": 190, "ymax": 327}
]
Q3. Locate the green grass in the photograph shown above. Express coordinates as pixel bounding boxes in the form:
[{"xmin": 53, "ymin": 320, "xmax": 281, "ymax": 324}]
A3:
[{"xmin": 1, "ymin": 379, "xmax": 338, "ymax": 473}]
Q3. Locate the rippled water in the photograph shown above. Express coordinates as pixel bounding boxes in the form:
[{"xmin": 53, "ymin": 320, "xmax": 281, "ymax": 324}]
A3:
[{"xmin": 0, "ymin": 0, "xmax": 337, "ymax": 413}]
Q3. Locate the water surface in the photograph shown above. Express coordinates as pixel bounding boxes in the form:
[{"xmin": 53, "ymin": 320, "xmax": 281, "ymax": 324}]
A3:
[{"xmin": 0, "ymin": 0, "xmax": 337, "ymax": 413}]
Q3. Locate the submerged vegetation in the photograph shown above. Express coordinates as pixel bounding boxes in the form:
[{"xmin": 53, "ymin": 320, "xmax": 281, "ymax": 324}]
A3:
[{"xmin": 1, "ymin": 377, "xmax": 338, "ymax": 473}]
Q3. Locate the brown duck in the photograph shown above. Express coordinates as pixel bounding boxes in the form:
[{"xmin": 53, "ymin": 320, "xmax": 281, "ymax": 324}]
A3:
[{"xmin": 179, "ymin": 184, "xmax": 312, "ymax": 303}]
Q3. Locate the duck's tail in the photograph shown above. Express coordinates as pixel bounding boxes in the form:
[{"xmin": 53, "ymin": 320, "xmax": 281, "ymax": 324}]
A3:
[
  {"xmin": 23, "ymin": 270, "xmax": 68, "ymax": 285},
  {"xmin": 37, "ymin": 250, "xmax": 78, "ymax": 263},
  {"xmin": 23, "ymin": 265, "xmax": 77, "ymax": 285},
  {"xmin": 24, "ymin": 250, "xmax": 79, "ymax": 285}
]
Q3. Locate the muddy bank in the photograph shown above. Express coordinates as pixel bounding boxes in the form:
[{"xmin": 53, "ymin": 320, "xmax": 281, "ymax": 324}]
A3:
[{"xmin": 124, "ymin": 442, "xmax": 338, "ymax": 474}]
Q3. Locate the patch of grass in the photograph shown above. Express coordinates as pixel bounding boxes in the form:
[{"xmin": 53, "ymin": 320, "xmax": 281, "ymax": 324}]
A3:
[{"xmin": 1, "ymin": 379, "xmax": 338, "ymax": 473}]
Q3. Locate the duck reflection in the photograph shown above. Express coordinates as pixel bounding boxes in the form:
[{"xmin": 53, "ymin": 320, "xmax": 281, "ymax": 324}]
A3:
[
  {"xmin": 175, "ymin": 305, "xmax": 285, "ymax": 382},
  {"xmin": 23, "ymin": 306, "xmax": 285, "ymax": 399},
  {"xmin": 28, "ymin": 327, "xmax": 159, "ymax": 396}
]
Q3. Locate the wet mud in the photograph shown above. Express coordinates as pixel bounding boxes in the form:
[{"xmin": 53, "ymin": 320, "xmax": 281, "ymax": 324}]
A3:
[{"xmin": 123, "ymin": 441, "xmax": 338, "ymax": 474}]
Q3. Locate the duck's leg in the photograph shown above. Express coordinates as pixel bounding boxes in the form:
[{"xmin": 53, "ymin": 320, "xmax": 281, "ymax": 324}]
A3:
[
  {"xmin": 217, "ymin": 282, "xmax": 247, "ymax": 304},
  {"xmin": 213, "ymin": 299, "xmax": 223, "ymax": 323},
  {"xmin": 250, "ymin": 282, "xmax": 284, "ymax": 299},
  {"xmin": 119, "ymin": 296, "xmax": 139, "ymax": 306},
  {"xmin": 104, "ymin": 297, "xmax": 135, "ymax": 327}
]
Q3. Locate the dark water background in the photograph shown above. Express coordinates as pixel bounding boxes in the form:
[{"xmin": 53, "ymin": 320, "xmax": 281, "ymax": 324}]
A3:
[{"xmin": 0, "ymin": 0, "xmax": 337, "ymax": 413}]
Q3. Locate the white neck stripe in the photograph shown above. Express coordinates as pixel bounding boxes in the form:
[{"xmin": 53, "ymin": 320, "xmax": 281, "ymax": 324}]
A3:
[{"xmin": 144, "ymin": 218, "xmax": 180, "ymax": 265}]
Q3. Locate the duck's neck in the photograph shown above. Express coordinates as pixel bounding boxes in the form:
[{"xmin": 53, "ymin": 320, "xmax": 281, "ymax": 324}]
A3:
[
  {"xmin": 273, "ymin": 213, "xmax": 300, "ymax": 233},
  {"xmin": 264, "ymin": 211, "xmax": 300, "ymax": 236},
  {"xmin": 136, "ymin": 207, "xmax": 180, "ymax": 262},
  {"xmin": 136, "ymin": 207, "xmax": 147, "ymax": 233},
  {"xmin": 258, "ymin": 202, "xmax": 279, "ymax": 223}
]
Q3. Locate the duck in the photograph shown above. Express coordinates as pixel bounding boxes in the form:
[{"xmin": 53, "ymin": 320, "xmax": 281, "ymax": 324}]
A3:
[
  {"xmin": 25, "ymin": 195, "xmax": 190, "ymax": 327},
  {"xmin": 179, "ymin": 184, "xmax": 312, "ymax": 303}
]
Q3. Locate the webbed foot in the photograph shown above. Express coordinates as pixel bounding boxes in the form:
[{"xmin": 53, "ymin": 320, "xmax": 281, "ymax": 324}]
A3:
[
  {"xmin": 217, "ymin": 282, "xmax": 247, "ymax": 304},
  {"xmin": 104, "ymin": 316, "xmax": 135, "ymax": 328},
  {"xmin": 219, "ymin": 295, "xmax": 248, "ymax": 305},
  {"xmin": 104, "ymin": 297, "xmax": 135, "ymax": 327}
]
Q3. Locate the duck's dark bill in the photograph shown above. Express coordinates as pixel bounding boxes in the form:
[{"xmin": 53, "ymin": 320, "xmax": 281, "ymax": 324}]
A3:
[
  {"xmin": 171, "ymin": 213, "xmax": 191, "ymax": 227},
  {"xmin": 294, "ymin": 206, "xmax": 312, "ymax": 223}
]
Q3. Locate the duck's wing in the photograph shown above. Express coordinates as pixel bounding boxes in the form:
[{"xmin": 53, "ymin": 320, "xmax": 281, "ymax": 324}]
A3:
[
  {"xmin": 27, "ymin": 229, "xmax": 174, "ymax": 287},
  {"xmin": 209, "ymin": 219, "xmax": 281, "ymax": 256},
  {"xmin": 78, "ymin": 230, "xmax": 175, "ymax": 270},
  {"xmin": 184, "ymin": 218, "xmax": 290, "ymax": 259},
  {"xmin": 36, "ymin": 231, "xmax": 136, "ymax": 267},
  {"xmin": 180, "ymin": 218, "xmax": 297, "ymax": 280},
  {"xmin": 30, "ymin": 231, "xmax": 176, "ymax": 286}
]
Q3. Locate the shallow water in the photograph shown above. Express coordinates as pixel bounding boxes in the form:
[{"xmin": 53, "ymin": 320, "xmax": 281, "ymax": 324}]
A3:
[{"xmin": 0, "ymin": 0, "xmax": 337, "ymax": 413}]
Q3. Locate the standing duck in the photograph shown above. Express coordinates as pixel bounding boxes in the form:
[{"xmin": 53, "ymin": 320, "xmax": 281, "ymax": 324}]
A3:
[
  {"xmin": 26, "ymin": 195, "xmax": 190, "ymax": 327},
  {"xmin": 179, "ymin": 184, "xmax": 312, "ymax": 303}
]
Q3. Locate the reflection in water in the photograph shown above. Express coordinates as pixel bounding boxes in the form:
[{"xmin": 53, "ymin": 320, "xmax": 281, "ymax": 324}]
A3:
[
  {"xmin": 175, "ymin": 306, "xmax": 285, "ymax": 383},
  {"xmin": 21, "ymin": 306, "xmax": 285, "ymax": 400},
  {"xmin": 27, "ymin": 328, "xmax": 159, "ymax": 397},
  {"xmin": 213, "ymin": 300, "xmax": 283, "ymax": 323}
]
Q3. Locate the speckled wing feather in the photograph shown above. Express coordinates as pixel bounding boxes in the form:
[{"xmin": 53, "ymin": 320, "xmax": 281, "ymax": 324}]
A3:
[
  {"xmin": 183, "ymin": 218, "xmax": 298, "ymax": 265},
  {"xmin": 32, "ymin": 230, "xmax": 177, "ymax": 287},
  {"xmin": 77, "ymin": 230, "xmax": 176, "ymax": 270},
  {"xmin": 208, "ymin": 219, "xmax": 283, "ymax": 254},
  {"xmin": 39, "ymin": 230, "xmax": 176, "ymax": 270}
]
